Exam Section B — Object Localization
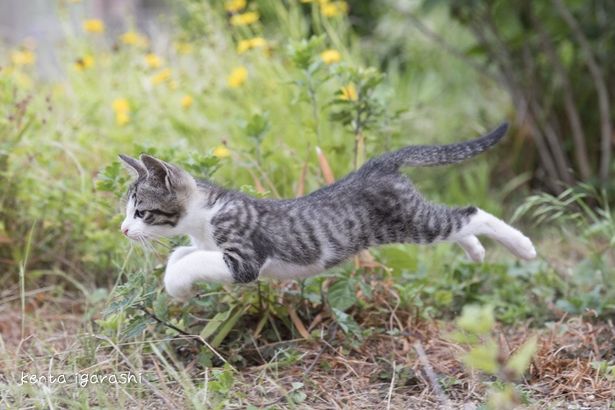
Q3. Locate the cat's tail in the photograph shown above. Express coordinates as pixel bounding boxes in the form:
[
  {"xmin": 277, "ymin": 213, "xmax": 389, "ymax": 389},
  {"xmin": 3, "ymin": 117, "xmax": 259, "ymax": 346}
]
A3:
[{"xmin": 366, "ymin": 122, "xmax": 509, "ymax": 172}]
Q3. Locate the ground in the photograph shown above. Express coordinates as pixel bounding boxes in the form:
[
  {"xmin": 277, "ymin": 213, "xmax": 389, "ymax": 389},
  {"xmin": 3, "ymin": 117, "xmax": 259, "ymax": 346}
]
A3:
[{"xmin": 1, "ymin": 285, "xmax": 613, "ymax": 409}]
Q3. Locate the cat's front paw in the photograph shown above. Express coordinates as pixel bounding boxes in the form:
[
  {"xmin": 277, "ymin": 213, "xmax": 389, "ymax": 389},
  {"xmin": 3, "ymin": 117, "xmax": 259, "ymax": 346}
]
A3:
[{"xmin": 164, "ymin": 266, "xmax": 194, "ymax": 302}]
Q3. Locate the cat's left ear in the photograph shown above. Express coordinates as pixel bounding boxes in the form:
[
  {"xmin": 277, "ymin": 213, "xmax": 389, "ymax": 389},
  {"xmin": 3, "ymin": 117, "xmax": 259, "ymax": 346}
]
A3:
[
  {"xmin": 140, "ymin": 154, "xmax": 194, "ymax": 193},
  {"xmin": 118, "ymin": 154, "xmax": 147, "ymax": 179}
]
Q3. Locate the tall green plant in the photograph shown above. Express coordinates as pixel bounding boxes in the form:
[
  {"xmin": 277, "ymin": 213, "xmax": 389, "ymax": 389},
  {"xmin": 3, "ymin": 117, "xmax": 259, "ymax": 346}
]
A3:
[{"xmin": 411, "ymin": 0, "xmax": 614, "ymax": 192}]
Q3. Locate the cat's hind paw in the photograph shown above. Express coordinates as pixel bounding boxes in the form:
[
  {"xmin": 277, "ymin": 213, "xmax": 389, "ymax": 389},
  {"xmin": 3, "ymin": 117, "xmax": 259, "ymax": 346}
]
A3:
[
  {"xmin": 457, "ymin": 235, "xmax": 485, "ymax": 263},
  {"xmin": 512, "ymin": 234, "xmax": 537, "ymax": 260}
]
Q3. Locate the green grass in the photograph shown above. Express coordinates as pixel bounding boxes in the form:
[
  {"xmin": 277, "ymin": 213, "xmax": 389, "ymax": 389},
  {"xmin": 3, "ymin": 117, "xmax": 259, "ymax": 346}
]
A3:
[{"xmin": 1, "ymin": 1, "xmax": 614, "ymax": 408}]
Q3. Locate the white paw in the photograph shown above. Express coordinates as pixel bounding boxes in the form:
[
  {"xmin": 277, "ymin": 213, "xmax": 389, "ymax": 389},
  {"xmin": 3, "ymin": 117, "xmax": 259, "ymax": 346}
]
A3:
[
  {"xmin": 513, "ymin": 235, "xmax": 537, "ymax": 260},
  {"xmin": 457, "ymin": 235, "xmax": 485, "ymax": 263},
  {"xmin": 164, "ymin": 267, "xmax": 193, "ymax": 302},
  {"xmin": 466, "ymin": 242, "xmax": 486, "ymax": 263}
]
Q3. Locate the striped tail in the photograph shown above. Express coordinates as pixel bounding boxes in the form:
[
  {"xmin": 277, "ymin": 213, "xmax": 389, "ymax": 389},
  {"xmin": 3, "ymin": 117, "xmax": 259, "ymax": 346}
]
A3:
[{"xmin": 365, "ymin": 122, "xmax": 509, "ymax": 173}]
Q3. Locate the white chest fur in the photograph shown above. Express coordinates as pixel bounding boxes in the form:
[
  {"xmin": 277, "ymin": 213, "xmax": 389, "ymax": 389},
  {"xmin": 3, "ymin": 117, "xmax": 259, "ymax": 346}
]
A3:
[{"xmin": 179, "ymin": 200, "xmax": 223, "ymax": 251}]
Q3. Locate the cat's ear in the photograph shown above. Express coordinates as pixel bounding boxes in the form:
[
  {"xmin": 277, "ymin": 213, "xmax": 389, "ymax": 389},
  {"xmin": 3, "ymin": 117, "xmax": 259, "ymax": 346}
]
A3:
[
  {"xmin": 118, "ymin": 154, "xmax": 146, "ymax": 179},
  {"xmin": 140, "ymin": 154, "xmax": 194, "ymax": 193}
]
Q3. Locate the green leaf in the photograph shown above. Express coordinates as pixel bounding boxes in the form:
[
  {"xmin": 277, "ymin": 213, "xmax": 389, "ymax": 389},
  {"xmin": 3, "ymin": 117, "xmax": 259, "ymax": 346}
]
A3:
[
  {"xmin": 327, "ymin": 276, "xmax": 357, "ymax": 311},
  {"xmin": 210, "ymin": 365, "xmax": 234, "ymax": 394},
  {"xmin": 462, "ymin": 340, "xmax": 499, "ymax": 374},
  {"xmin": 122, "ymin": 315, "xmax": 154, "ymax": 339},
  {"xmin": 434, "ymin": 290, "xmax": 453, "ymax": 306},
  {"xmin": 243, "ymin": 113, "xmax": 270, "ymax": 142},
  {"xmin": 506, "ymin": 336, "xmax": 537, "ymax": 378},
  {"xmin": 331, "ymin": 308, "xmax": 361, "ymax": 337},
  {"xmin": 153, "ymin": 293, "xmax": 169, "ymax": 322},
  {"xmin": 197, "ymin": 349, "xmax": 213, "ymax": 368},
  {"xmin": 102, "ymin": 286, "xmax": 141, "ymax": 316},
  {"xmin": 200, "ymin": 308, "xmax": 235, "ymax": 340},
  {"xmin": 457, "ymin": 304, "xmax": 495, "ymax": 335},
  {"xmin": 211, "ymin": 306, "xmax": 248, "ymax": 348}
]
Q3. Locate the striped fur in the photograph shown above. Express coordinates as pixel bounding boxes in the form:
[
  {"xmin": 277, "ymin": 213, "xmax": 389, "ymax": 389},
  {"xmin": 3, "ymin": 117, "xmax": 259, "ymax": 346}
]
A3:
[{"xmin": 119, "ymin": 123, "xmax": 536, "ymax": 300}]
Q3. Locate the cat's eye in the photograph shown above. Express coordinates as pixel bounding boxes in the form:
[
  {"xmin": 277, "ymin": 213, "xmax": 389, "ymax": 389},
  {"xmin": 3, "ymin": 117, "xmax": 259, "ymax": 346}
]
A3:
[{"xmin": 134, "ymin": 210, "xmax": 145, "ymax": 219}]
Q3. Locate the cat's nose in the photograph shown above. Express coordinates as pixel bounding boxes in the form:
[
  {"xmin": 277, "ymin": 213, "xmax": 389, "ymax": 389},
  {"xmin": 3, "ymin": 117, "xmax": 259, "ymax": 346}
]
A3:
[{"xmin": 122, "ymin": 227, "xmax": 129, "ymax": 236}]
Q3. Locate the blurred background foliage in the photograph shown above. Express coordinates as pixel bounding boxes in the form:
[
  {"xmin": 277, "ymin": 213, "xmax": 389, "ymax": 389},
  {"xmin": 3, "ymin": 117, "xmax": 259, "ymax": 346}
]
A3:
[{"xmin": 0, "ymin": 0, "xmax": 614, "ymax": 406}]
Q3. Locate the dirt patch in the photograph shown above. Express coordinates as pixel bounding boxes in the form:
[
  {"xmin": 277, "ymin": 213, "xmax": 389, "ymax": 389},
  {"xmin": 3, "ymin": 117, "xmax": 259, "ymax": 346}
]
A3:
[{"xmin": 1, "ymin": 292, "xmax": 614, "ymax": 409}]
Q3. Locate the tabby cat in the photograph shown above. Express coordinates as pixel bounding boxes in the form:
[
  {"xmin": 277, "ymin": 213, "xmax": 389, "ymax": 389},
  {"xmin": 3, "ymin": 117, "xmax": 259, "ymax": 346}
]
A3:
[{"xmin": 119, "ymin": 122, "xmax": 536, "ymax": 300}]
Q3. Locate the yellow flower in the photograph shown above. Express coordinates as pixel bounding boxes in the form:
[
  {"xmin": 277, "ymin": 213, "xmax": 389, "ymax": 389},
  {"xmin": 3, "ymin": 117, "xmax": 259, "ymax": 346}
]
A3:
[
  {"xmin": 230, "ymin": 11, "xmax": 259, "ymax": 26},
  {"xmin": 14, "ymin": 71, "xmax": 33, "ymax": 88},
  {"xmin": 112, "ymin": 98, "xmax": 130, "ymax": 113},
  {"xmin": 83, "ymin": 19, "xmax": 105, "ymax": 33},
  {"xmin": 74, "ymin": 55, "xmax": 95, "ymax": 71},
  {"xmin": 339, "ymin": 84, "xmax": 358, "ymax": 101},
  {"xmin": 11, "ymin": 50, "xmax": 36, "ymax": 66},
  {"xmin": 145, "ymin": 53, "xmax": 163, "ymax": 68},
  {"xmin": 320, "ymin": 49, "xmax": 341, "ymax": 64},
  {"xmin": 225, "ymin": 0, "xmax": 246, "ymax": 13},
  {"xmin": 321, "ymin": 1, "xmax": 348, "ymax": 17},
  {"xmin": 112, "ymin": 98, "xmax": 130, "ymax": 126},
  {"xmin": 115, "ymin": 111, "xmax": 130, "ymax": 126},
  {"xmin": 237, "ymin": 37, "xmax": 267, "ymax": 54},
  {"xmin": 237, "ymin": 40, "xmax": 251, "ymax": 54},
  {"xmin": 175, "ymin": 42, "xmax": 194, "ymax": 55},
  {"xmin": 213, "ymin": 145, "xmax": 231, "ymax": 158},
  {"xmin": 227, "ymin": 66, "xmax": 248, "ymax": 88},
  {"xmin": 181, "ymin": 95, "xmax": 193, "ymax": 109},
  {"xmin": 151, "ymin": 68, "xmax": 172, "ymax": 85},
  {"xmin": 120, "ymin": 31, "xmax": 148, "ymax": 47}
]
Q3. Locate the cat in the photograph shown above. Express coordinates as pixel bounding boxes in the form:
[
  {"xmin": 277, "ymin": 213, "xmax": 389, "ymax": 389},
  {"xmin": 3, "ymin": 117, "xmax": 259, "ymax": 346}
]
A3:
[{"xmin": 119, "ymin": 122, "xmax": 536, "ymax": 301}]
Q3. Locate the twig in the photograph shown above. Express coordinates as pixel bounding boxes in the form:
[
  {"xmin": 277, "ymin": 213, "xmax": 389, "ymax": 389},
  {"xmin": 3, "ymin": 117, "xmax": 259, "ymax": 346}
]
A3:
[
  {"xmin": 305, "ymin": 322, "xmax": 338, "ymax": 377},
  {"xmin": 304, "ymin": 343, "xmax": 327, "ymax": 377},
  {"xmin": 468, "ymin": 16, "xmax": 562, "ymax": 190},
  {"xmin": 405, "ymin": 12, "xmax": 500, "ymax": 83},
  {"xmin": 385, "ymin": 361, "xmax": 396, "ymax": 410},
  {"xmin": 485, "ymin": 5, "xmax": 573, "ymax": 184},
  {"xmin": 138, "ymin": 305, "xmax": 200, "ymax": 344},
  {"xmin": 414, "ymin": 341, "xmax": 452, "ymax": 409},
  {"xmin": 552, "ymin": 0, "xmax": 612, "ymax": 184},
  {"xmin": 534, "ymin": 15, "xmax": 591, "ymax": 180},
  {"xmin": 519, "ymin": 39, "xmax": 574, "ymax": 185},
  {"xmin": 138, "ymin": 305, "xmax": 235, "ymax": 370}
]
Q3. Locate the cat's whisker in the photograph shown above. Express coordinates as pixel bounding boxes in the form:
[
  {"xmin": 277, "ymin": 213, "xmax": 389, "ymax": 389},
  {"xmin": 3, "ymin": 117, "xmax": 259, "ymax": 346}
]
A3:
[
  {"xmin": 152, "ymin": 239, "xmax": 171, "ymax": 249},
  {"xmin": 137, "ymin": 237, "xmax": 152, "ymax": 254}
]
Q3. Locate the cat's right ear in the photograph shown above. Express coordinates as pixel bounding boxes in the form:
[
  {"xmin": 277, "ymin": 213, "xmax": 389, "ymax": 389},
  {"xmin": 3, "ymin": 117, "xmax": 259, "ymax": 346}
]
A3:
[{"xmin": 118, "ymin": 154, "xmax": 146, "ymax": 179}]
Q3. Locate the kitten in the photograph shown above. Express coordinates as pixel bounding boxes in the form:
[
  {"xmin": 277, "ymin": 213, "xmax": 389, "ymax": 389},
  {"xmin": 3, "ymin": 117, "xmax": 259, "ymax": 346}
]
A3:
[{"xmin": 119, "ymin": 122, "xmax": 536, "ymax": 301}]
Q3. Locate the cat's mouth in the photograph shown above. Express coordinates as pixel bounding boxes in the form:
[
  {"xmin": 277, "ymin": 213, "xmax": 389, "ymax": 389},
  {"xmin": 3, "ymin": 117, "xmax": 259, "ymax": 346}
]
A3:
[{"xmin": 123, "ymin": 229, "xmax": 151, "ymax": 242}]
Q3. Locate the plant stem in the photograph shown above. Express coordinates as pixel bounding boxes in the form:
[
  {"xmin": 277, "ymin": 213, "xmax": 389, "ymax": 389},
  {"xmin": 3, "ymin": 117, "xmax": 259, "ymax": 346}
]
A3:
[
  {"xmin": 138, "ymin": 305, "xmax": 204, "ymax": 347},
  {"xmin": 307, "ymin": 72, "xmax": 321, "ymax": 145}
]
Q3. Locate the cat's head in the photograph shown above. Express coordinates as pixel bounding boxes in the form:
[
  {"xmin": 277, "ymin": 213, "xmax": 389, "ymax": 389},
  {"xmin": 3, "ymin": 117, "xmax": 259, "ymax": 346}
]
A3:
[{"xmin": 118, "ymin": 154, "xmax": 197, "ymax": 241}]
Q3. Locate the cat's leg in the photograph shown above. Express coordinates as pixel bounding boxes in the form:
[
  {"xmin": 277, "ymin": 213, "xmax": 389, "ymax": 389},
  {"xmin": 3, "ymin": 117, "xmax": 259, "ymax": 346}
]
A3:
[
  {"xmin": 453, "ymin": 209, "xmax": 536, "ymax": 260},
  {"xmin": 456, "ymin": 235, "xmax": 485, "ymax": 262},
  {"xmin": 167, "ymin": 246, "xmax": 198, "ymax": 266},
  {"xmin": 164, "ymin": 250, "xmax": 234, "ymax": 301}
]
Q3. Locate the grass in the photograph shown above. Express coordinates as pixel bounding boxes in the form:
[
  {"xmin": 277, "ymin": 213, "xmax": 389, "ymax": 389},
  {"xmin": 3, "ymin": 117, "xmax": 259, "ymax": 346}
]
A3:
[{"xmin": 1, "ymin": 0, "xmax": 614, "ymax": 408}]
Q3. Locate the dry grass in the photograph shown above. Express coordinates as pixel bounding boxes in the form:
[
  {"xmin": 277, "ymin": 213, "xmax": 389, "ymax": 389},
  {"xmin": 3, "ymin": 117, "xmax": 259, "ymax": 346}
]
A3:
[{"xmin": 1, "ymin": 285, "xmax": 614, "ymax": 409}]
